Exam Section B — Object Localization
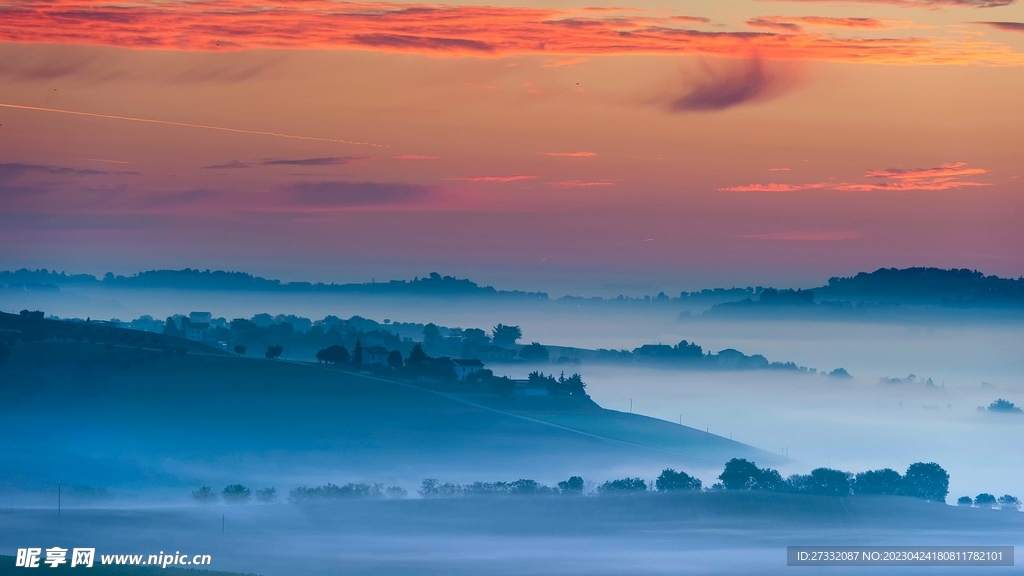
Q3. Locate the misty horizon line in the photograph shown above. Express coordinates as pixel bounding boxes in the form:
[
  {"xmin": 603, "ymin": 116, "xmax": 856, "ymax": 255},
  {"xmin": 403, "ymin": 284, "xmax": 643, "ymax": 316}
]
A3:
[{"xmin": 3, "ymin": 265, "xmax": 1022, "ymax": 303}]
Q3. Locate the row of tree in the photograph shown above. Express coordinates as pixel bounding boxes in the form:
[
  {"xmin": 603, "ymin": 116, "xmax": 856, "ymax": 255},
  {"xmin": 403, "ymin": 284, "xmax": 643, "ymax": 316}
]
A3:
[
  {"xmin": 957, "ymin": 493, "xmax": 1021, "ymax": 510},
  {"xmin": 192, "ymin": 485, "xmax": 277, "ymax": 504}
]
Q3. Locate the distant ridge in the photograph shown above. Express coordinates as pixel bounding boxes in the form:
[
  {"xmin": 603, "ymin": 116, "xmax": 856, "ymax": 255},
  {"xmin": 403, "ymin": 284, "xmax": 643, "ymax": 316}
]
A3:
[{"xmin": 2, "ymin": 266, "xmax": 1022, "ymax": 306}]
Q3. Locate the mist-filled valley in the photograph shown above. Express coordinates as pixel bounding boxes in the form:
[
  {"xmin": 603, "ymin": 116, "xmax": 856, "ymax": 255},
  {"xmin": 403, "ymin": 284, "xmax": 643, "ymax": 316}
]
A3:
[{"xmin": 2, "ymin": 271, "xmax": 1023, "ymax": 576}]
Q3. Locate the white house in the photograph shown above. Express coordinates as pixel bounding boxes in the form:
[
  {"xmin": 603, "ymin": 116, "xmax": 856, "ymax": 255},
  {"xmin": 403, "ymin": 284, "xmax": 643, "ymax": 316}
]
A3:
[
  {"xmin": 453, "ymin": 359, "xmax": 485, "ymax": 381},
  {"xmin": 189, "ymin": 311, "xmax": 213, "ymax": 324},
  {"xmin": 185, "ymin": 323, "xmax": 209, "ymax": 342}
]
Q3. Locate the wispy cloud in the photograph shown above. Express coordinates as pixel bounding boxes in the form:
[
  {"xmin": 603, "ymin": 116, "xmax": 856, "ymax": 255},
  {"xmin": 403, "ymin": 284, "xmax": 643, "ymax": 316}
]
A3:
[
  {"xmin": 747, "ymin": 16, "xmax": 912, "ymax": 32},
  {"xmin": 765, "ymin": 0, "xmax": 1015, "ymax": 8},
  {"xmin": 393, "ymin": 154, "xmax": 438, "ymax": 160},
  {"xmin": 737, "ymin": 230, "xmax": 862, "ymax": 240},
  {"xmin": 289, "ymin": 181, "xmax": 434, "ymax": 207},
  {"xmin": 540, "ymin": 151, "xmax": 597, "ymax": 157},
  {"xmin": 446, "ymin": 175, "xmax": 538, "ymax": 183},
  {"xmin": 547, "ymin": 180, "xmax": 615, "ymax": 187},
  {"xmin": 0, "ymin": 162, "xmax": 127, "ymax": 178},
  {"xmin": 0, "ymin": 1, "xmax": 1021, "ymax": 66},
  {"xmin": 721, "ymin": 162, "xmax": 991, "ymax": 192},
  {"xmin": 976, "ymin": 21, "xmax": 1024, "ymax": 32},
  {"xmin": 668, "ymin": 58, "xmax": 799, "ymax": 112},
  {"xmin": 541, "ymin": 57, "xmax": 590, "ymax": 68},
  {"xmin": 205, "ymin": 156, "xmax": 369, "ymax": 169}
]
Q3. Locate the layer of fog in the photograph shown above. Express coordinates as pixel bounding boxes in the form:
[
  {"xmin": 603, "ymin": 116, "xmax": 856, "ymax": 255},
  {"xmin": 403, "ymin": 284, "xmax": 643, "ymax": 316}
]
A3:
[{"xmin": 3, "ymin": 496, "xmax": 1022, "ymax": 576}]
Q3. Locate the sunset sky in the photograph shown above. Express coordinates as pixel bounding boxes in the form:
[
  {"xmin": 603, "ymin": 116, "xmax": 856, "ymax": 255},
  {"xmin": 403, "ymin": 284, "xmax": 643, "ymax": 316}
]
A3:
[{"xmin": 1, "ymin": 0, "xmax": 1022, "ymax": 293}]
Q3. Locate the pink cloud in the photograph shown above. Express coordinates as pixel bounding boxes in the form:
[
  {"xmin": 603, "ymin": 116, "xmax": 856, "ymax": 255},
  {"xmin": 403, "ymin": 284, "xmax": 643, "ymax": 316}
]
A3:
[
  {"xmin": 547, "ymin": 180, "xmax": 616, "ymax": 187},
  {"xmin": 540, "ymin": 151, "xmax": 598, "ymax": 157},
  {"xmin": 721, "ymin": 162, "xmax": 991, "ymax": 192},
  {"xmin": 446, "ymin": 175, "xmax": 538, "ymax": 183}
]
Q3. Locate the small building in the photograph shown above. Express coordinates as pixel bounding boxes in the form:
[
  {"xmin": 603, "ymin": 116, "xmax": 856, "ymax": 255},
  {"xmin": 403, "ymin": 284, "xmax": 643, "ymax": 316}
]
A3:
[
  {"xmin": 363, "ymin": 346, "xmax": 390, "ymax": 365},
  {"xmin": 185, "ymin": 322, "xmax": 209, "ymax": 342},
  {"xmin": 189, "ymin": 311, "xmax": 213, "ymax": 324},
  {"xmin": 453, "ymin": 359, "xmax": 485, "ymax": 381}
]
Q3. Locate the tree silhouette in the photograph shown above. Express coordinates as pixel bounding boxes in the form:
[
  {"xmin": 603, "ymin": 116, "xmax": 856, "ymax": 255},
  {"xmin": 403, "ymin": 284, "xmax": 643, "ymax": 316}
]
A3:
[
  {"xmin": 957, "ymin": 496, "xmax": 973, "ymax": 506},
  {"xmin": 233, "ymin": 344, "xmax": 246, "ymax": 355},
  {"xmin": 975, "ymin": 493, "xmax": 997, "ymax": 508},
  {"xmin": 718, "ymin": 458, "xmax": 783, "ymax": 491},
  {"xmin": 598, "ymin": 478, "xmax": 648, "ymax": 493},
  {"xmin": 387, "ymin": 350, "xmax": 404, "ymax": 368},
  {"xmin": 264, "ymin": 345, "xmax": 283, "ymax": 359},
  {"xmin": 222, "ymin": 484, "xmax": 251, "ymax": 504},
  {"xmin": 853, "ymin": 468, "xmax": 903, "ymax": 495},
  {"xmin": 316, "ymin": 345, "xmax": 349, "ymax": 365},
  {"xmin": 997, "ymin": 494, "xmax": 1020, "ymax": 511},
  {"xmin": 656, "ymin": 468, "xmax": 702, "ymax": 492},
  {"xmin": 519, "ymin": 342, "xmax": 550, "ymax": 362},
  {"xmin": 407, "ymin": 344, "xmax": 428, "ymax": 366},
  {"xmin": 492, "ymin": 324, "xmax": 522, "ymax": 347},
  {"xmin": 353, "ymin": 339, "xmax": 363, "ymax": 365},
  {"xmin": 557, "ymin": 476, "xmax": 584, "ymax": 494},
  {"xmin": 192, "ymin": 486, "xmax": 217, "ymax": 504},
  {"xmin": 901, "ymin": 462, "xmax": 949, "ymax": 502}
]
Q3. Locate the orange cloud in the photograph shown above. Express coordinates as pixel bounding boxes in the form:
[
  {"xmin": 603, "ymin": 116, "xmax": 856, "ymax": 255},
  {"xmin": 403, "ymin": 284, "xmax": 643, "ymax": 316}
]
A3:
[
  {"xmin": 0, "ymin": 1, "xmax": 1021, "ymax": 66},
  {"xmin": 722, "ymin": 162, "xmax": 991, "ymax": 192},
  {"xmin": 446, "ymin": 175, "xmax": 538, "ymax": 182},
  {"xmin": 547, "ymin": 180, "xmax": 615, "ymax": 187},
  {"xmin": 747, "ymin": 16, "xmax": 914, "ymax": 32},
  {"xmin": 540, "ymin": 151, "xmax": 598, "ymax": 157}
]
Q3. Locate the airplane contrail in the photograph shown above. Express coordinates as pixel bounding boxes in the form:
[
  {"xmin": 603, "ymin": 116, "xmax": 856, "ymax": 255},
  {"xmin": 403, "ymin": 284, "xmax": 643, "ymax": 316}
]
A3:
[{"xmin": 0, "ymin": 102, "xmax": 388, "ymax": 148}]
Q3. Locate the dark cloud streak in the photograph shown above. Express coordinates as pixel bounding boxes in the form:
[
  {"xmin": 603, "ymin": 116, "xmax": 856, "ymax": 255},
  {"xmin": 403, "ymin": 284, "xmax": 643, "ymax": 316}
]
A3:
[{"xmin": 668, "ymin": 58, "xmax": 798, "ymax": 112}]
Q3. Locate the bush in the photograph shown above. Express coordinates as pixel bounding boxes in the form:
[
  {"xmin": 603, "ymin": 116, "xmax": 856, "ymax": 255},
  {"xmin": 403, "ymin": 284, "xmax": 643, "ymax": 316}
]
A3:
[
  {"xmin": 265, "ymin": 345, "xmax": 283, "ymax": 360},
  {"xmin": 222, "ymin": 484, "xmax": 251, "ymax": 504},
  {"xmin": 234, "ymin": 345, "xmax": 246, "ymax": 355},
  {"xmin": 997, "ymin": 494, "xmax": 1020, "ymax": 511},
  {"xmin": 974, "ymin": 493, "xmax": 997, "ymax": 508},
  {"xmin": 598, "ymin": 478, "xmax": 648, "ymax": 494},
  {"xmin": 957, "ymin": 496, "xmax": 973, "ymax": 506},
  {"xmin": 192, "ymin": 486, "xmax": 218, "ymax": 504},
  {"xmin": 254, "ymin": 487, "xmax": 277, "ymax": 503},
  {"xmin": 655, "ymin": 469, "xmax": 702, "ymax": 492}
]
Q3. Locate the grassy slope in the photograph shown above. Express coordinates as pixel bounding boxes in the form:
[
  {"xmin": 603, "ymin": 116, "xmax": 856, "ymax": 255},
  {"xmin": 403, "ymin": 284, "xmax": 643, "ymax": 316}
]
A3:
[{"xmin": 0, "ymin": 341, "xmax": 773, "ymax": 490}]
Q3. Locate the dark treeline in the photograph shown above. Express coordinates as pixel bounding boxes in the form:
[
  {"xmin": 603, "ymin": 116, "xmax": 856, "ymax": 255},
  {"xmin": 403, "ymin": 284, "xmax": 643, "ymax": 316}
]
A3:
[
  {"xmin": 192, "ymin": 459, "xmax": 1019, "ymax": 508},
  {"xmin": 5, "ymin": 267, "xmax": 1021, "ymax": 307}
]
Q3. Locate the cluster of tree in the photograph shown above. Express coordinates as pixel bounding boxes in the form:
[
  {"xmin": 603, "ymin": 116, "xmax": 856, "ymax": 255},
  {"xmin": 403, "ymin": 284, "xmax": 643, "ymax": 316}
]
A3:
[
  {"xmin": 986, "ymin": 399, "xmax": 1022, "ymax": 414},
  {"xmin": 713, "ymin": 459, "xmax": 950, "ymax": 502},
  {"xmin": 288, "ymin": 483, "xmax": 407, "ymax": 502},
  {"xmin": 956, "ymin": 494, "xmax": 1020, "ymax": 510},
  {"xmin": 592, "ymin": 340, "xmax": 825, "ymax": 374},
  {"xmin": 817, "ymin": 267, "xmax": 1024, "ymax": 307},
  {"xmin": 191, "ymin": 485, "xmax": 277, "ymax": 504},
  {"xmin": 526, "ymin": 371, "xmax": 588, "ymax": 396},
  {"xmin": 3, "ymin": 268, "xmax": 548, "ymax": 299},
  {"xmin": 419, "ymin": 479, "xmax": 561, "ymax": 497},
  {"xmin": 880, "ymin": 374, "xmax": 937, "ymax": 387}
]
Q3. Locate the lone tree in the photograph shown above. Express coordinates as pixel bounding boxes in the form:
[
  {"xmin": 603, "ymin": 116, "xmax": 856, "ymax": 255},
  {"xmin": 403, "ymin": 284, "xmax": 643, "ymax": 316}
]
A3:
[
  {"xmin": 957, "ymin": 496, "xmax": 973, "ymax": 506},
  {"xmin": 655, "ymin": 469, "xmax": 702, "ymax": 492},
  {"xmin": 387, "ymin": 350, "xmax": 404, "ymax": 369},
  {"xmin": 222, "ymin": 484, "xmax": 252, "ymax": 504},
  {"xmin": 853, "ymin": 468, "xmax": 903, "ymax": 496},
  {"xmin": 718, "ymin": 458, "xmax": 784, "ymax": 491},
  {"xmin": 352, "ymin": 339, "xmax": 363, "ymax": 365},
  {"xmin": 491, "ymin": 324, "xmax": 522, "ymax": 348},
  {"xmin": 192, "ymin": 486, "xmax": 218, "ymax": 504},
  {"xmin": 557, "ymin": 476, "xmax": 585, "ymax": 494},
  {"xmin": 901, "ymin": 462, "xmax": 949, "ymax": 502},
  {"xmin": 265, "ymin": 345, "xmax": 283, "ymax": 359},
  {"xmin": 233, "ymin": 345, "xmax": 246, "ymax": 356}
]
